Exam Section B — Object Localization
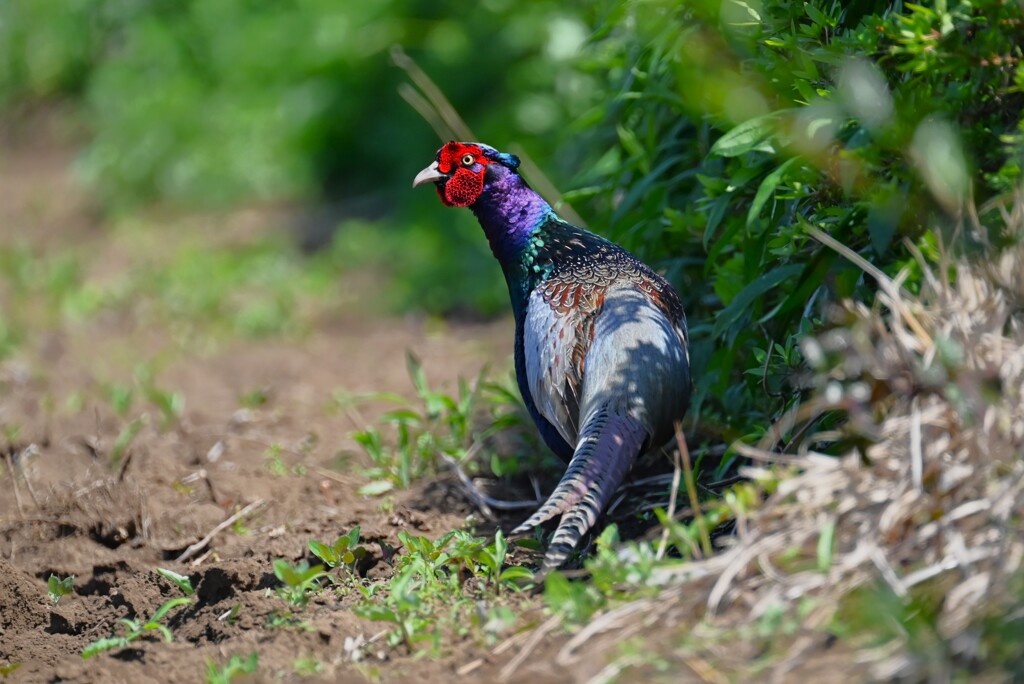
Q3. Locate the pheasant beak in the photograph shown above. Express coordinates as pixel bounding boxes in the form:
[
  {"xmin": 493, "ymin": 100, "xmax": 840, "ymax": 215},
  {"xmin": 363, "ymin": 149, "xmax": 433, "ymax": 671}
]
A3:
[{"xmin": 412, "ymin": 161, "xmax": 448, "ymax": 188}]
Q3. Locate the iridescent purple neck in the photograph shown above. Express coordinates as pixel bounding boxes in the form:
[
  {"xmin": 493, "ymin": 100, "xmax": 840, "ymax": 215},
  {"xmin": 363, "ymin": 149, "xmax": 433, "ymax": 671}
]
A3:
[{"xmin": 471, "ymin": 165, "xmax": 551, "ymax": 263}]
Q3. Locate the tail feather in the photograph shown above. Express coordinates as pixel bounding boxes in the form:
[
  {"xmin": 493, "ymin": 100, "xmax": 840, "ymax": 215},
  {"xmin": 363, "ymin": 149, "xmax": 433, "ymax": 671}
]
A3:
[{"xmin": 512, "ymin": 407, "xmax": 647, "ymax": 571}]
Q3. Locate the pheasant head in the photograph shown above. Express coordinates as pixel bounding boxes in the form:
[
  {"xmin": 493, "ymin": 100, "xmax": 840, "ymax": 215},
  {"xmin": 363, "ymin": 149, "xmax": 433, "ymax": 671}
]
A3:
[{"xmin": 412, "ymin": 141, "xmax": 521, "ymax": 207}]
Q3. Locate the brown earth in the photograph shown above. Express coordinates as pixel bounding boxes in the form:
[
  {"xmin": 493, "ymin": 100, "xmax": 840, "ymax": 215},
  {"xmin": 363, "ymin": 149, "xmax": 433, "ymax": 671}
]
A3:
[{"xmin": 0, "ymin": 117, "xmax": 607, "ymax": 683}]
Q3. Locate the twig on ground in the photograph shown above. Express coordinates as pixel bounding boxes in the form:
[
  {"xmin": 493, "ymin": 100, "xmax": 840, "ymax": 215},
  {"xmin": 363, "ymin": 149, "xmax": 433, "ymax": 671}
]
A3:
[
  {"xmin": 313, "ymin": 467, "xmax": 362, "ymax": 487},
  {"xmin": 656, "ymin": 431, "xmax": 684, "ymax": 561},
  {"xmin": 188, "ymin": 549, "xmax": 214, "ymax": 569},
  {"xmin": 491, "ymin": 626, "xmax": 532, "ymax": 656},
  {"xmin": 679, "ymin": 423, "xmax": 711, "ymax": 557},
  {"xmin": 5, "ymin": 450, "xmax": 24, "ymax": 518},
  {"xmin": 558, "ymin": 599, "xmax": 653, "ymax": 664},
  {"xmin": 456, "ymin": 657, "xmax": 485, "ymax": 676},
  {"xmin": 175, "ymin": 499, "xmax": 266, "ymax": 563},
  {"xmin": 499, "ymin": 613, "xmax": 562, "ymax": 681}
]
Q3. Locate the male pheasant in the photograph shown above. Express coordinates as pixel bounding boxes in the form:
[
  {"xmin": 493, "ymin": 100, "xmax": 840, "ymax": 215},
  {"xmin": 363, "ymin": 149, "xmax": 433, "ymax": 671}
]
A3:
[{"xmin": 413, "ymin": 142, "xmax": 691, "ymax": 572}]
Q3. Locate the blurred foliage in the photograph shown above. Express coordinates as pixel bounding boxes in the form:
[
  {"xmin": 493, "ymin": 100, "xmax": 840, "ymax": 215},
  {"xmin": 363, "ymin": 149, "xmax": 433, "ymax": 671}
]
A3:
[
  {"xmin": 0, "ymin": 0, "xmax": 592, "ymax": 208},
  {"xmin": 0, "ymin": 0, "xmax": 595, "ymax": 316},
  {"xmin": 3, "ymin": 0, "xmax": 1024, "ymax": 450},
  {"xmin": 0, "ymin": 228, "xmax": 338, "ymax": 357}
]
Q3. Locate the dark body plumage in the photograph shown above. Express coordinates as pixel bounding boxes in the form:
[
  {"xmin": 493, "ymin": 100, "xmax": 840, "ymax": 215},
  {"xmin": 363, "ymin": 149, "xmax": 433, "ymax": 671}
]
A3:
[{"xmin": 414, "ymin": 142, "xmax": 691, "ymax": 571}]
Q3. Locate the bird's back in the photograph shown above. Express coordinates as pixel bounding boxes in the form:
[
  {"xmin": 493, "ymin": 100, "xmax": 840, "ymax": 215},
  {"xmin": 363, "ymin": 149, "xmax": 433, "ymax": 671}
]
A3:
[{"xmin": 516, "ymin": 217, "xmax": 690, "ymax": 457}]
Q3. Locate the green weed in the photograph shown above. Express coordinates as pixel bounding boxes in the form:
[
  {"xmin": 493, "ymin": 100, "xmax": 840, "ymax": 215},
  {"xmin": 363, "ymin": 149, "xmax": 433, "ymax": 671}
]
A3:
[
  {"xmin": 264, "ymin": 443, "xmax": 289, "ymax": 477},
  {"xmin": 239, "ymin": 388, "xmax": 269, "ymax": 409},
  {"xmin": 134, "ymin": 363, "xmax": 184, "ymax": 432},
  {"xmin": 355, "ymin": 529, "xmax": 533, "ymax": 653},
  {"xmin": 103, "ymin": 383, "xmax": 134, "ymax": 417},
  {"xmin": 352, "ymin": 356, "xmax": 546, "ymax": 495},
  {"xmin": 205, "ymin": 653, "xmax": 258, "ymax": 684},
  {"xmin": 272, "ymin": 559, "xmax": 328, "ymax": 607},
  {"xmin": 156, "ymin": 568, "xmax": 195, "ymax": 596},
  {"xmin": 308, "ymin": 527, "xmax": 368, "ymax": 574},
  {"xmin": 81, "ymin": 597, "xmax": 191, "ymax": 659},
  {"xmin": 109, "ymin": 415, "xmax": 147, "ymax": 469},
  {"xmin": 46, "ymin": 574, "xmax": 74, "ymax": 605},
  {"xmin": 2, "ymin": 423, "xmax": 20, "ymax": 444},
  {"xmin": 292, "ymin": 657, "xmax": 323, "ymax": 676}
]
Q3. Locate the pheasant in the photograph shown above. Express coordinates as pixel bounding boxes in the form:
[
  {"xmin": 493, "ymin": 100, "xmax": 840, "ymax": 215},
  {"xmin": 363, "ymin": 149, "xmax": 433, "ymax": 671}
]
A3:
[{"xmin": 413, "ymin": 141, "xmax": 691, "ymax": 572}]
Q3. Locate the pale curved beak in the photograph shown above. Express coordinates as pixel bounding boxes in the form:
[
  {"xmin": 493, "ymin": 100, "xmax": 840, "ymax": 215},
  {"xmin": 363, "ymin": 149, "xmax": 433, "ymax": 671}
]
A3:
[{"xmin": 412, "ymin": 161, "xmax": 447, "ymax": 188}]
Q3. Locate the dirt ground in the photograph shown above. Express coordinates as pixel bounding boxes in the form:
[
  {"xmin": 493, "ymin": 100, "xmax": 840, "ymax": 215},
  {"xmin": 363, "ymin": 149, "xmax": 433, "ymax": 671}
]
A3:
[{"xmin": 0, "ymin": 119, "xmax": 609, "ymax": 683}]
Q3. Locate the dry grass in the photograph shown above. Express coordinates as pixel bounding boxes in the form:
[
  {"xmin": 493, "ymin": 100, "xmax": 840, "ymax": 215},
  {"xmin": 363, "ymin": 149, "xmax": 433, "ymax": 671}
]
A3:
[{"xmin": 537, "ymin": 227, "xmax": 1024, "ymax": 682}]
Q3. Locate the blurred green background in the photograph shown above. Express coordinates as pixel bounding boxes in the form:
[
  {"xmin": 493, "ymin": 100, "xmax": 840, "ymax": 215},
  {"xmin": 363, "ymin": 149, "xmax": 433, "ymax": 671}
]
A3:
[{"xmin": 2, "ymin": 0, "xmax": 1023, "ymax": 454}]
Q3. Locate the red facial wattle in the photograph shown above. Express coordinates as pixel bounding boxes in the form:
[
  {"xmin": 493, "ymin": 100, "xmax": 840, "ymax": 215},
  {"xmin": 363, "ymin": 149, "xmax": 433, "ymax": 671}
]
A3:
[
  {"xmin": 435, "ymin": 142, "xmax": 490, "ymax": 207},
  {"xmin": 439, "ymin": 167, "xmax": 483, "ymax": 207}
]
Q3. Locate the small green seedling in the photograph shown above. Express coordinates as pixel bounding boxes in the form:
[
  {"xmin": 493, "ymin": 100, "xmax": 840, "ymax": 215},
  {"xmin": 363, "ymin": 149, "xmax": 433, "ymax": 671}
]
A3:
[
  {"xmin": 0, "ymin": 662, "xmax": 21, "ymax": 678},
  {"xmin": 239, "ymin": 388, "xmax": 269, "ymax": 409},
  {"xmin": 156, "ymin": 567, "xmax": 195, "ymax": 595},
  {"xmin": 308, "ymin": 527, "xmax": 367, "ymax": 572},
  {"xmin": 264, "ymin": 443, "xmax": 289, "ymax": 476},
  {"xmin": 218, "ymin": 602, "xmax": 242, "ymax": 625},
  {"xmin": 110, "ymin": 414, "xmax": 147, "ymax": 467},
  {"xmin": 355, "ymin": 528, "xmax": 535, "ymax": 654},
  {"xmin": 543, "ymin": 571, "xmax": 604, "ymax": 624},
  {"xmin": 475, "ymin": 531, "xmax": 534, "ymax": 588},
  {"xmin": 81, "ymin": 596, "xmax": 191, "ymax": 659},
  {"xmin": 355, "ymin": 565, "xmax": 431, "ymax": 651},
  {"xmin": 205, "ymin": 653, "xmax": 258, "ymax": 684},
  {"xmin": 136, "ymin": 363, "xmax": 185, "ymax": 432},
  {"xmin": 104, "ymin": 383, "xmax": 134, "ymax": 417},
  {"xmin": 273, "ymin": 559, "xmax": 328, "ymax": 606},
  {"xmin": 47, "ymin": 574, "xmax": 74, "ymax": 605},
  {"xmin": 292, "ymin": 657, "xmax": 322, "ymax": 676}
]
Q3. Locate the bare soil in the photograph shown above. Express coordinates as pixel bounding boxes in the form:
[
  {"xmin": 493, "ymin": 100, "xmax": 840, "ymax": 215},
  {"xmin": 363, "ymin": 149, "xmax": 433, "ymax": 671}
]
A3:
[{"xmin": 0, "ymin": 120, "xmax": 597, "ymax": 683}]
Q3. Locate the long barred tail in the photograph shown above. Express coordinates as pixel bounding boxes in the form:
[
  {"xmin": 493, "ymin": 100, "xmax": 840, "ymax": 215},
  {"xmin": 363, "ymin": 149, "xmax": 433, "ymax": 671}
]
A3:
[{"xmin": 512, "ymin": 407, "xmax": 647, "ymax": 573}]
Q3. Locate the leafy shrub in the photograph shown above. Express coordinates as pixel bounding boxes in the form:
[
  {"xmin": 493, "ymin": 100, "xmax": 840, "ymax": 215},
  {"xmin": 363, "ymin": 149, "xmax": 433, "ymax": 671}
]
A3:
[{"xmin": 565, "ymin": 0, "xmax": 1024, "ymax": 447}]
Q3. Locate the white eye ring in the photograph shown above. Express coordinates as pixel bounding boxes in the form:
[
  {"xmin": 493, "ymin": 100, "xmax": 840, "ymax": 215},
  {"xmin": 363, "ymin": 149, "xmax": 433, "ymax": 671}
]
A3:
[{"xmin": 461, "ymin": 154, "xmax": 475, "ymax": 166}]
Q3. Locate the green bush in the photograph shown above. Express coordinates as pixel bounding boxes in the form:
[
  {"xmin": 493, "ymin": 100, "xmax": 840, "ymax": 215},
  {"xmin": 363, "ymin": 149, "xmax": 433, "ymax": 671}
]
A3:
[{"xmin": 564, "ymin": 0, "xmax": 1024, "ymax": 446}]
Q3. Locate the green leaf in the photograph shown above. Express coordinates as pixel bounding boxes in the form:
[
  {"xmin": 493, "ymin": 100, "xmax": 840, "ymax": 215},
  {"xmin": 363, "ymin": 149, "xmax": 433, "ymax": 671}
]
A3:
[
  {"xmin": 768, "ymin": 250, "xmax": 836, "ymax": 320},
  {"xmin": 150, "ymin": 596, "xmax": 191, "ymax": 622},
  {"xmin": 702, "ymin": 195, "xmax": 733, "ymax": 249},
  {"xmin": 817, "ymin": 518, "xmax": 836, "ymax": 572},
  {"xmin": 82, "ymin": 637, "xmax": 129, "ymax": 659},
  {"xmin": 358, "ymin": 480, "xmax": 394, "ymax": 496},
  {"xmin": 490, "ymin": 530, "xmax": 508, "ymax": 567},
  {"xmin": 747, "ymin": 157, "xmax": 801, "ymax": 227},
  {"xmin": 355, "ymin": 604, "xmax": 399, "ymax": 623},
  {"xmin": 710, "ymin": 113, "xmax": 779, "ymax": 157},
  {"xmin": 156, "ymin": 567, "xmax": 194, "ymax": 596},
  {"xmin": 499, "ymin": 566, "xmax": 534, "ymax": 584},
  {"xmin": 805, "ymin": 4, "xmax": 833, "ymax": 28},
  {"xmin": 308, "ymin": 540, "xmax": 338, "ymax": 567},
  {"xmin": 712, "ymin": 264, "xmax": 805, "ymax": 338},
  {"xmin": 406, "ymin": 351, "xmax": 427, "ymax": 395},
  {"xmin": 47, "ymin": 574, "xmax": 75, "ymax": 604}
]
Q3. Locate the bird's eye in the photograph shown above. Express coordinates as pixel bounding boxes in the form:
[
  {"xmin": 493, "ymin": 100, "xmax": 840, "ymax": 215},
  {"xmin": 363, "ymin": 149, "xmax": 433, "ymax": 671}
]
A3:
[{"xmin": 461, "ymin": 154, "xmax": 475, "ymax": 166}]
